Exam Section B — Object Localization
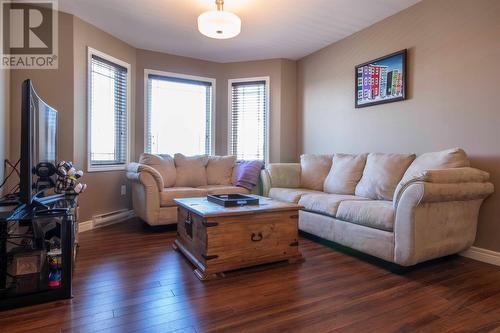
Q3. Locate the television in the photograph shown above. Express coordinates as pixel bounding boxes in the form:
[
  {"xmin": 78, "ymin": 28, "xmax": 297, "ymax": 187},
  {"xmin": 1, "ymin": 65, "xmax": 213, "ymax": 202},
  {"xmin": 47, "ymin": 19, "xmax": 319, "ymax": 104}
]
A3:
[{"xmin": 18, "ymin": 79, "xmax": 58, "ymax": 209}]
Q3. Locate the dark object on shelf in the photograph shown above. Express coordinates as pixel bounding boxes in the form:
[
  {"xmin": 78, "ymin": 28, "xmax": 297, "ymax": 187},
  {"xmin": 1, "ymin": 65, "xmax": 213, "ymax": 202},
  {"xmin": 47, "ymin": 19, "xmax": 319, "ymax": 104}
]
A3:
[
  {"xmin": 12, "ymin": 273, "xmax": 40, "ymax": 294},
  {"xmin": 7, "ymin": 250, "xmax": 44, "ymax": 276},
  {"xmin": 33, "ymin": 162, "xmax": 57, "ymax": 192},
  {"xmin": 207, "ymin": 194, "xmax": 259, "ymax": 207}
]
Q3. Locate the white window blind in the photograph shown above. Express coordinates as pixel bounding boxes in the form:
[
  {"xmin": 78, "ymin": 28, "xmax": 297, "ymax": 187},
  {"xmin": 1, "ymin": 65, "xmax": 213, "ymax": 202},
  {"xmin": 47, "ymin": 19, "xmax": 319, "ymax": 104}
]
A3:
[
  {"xmin": 146, "ymin": 74, "xmax": 213, "ymax": 155},
  {"xmin": 89, "ymin": 53, "xmax": 128, "ymax": 168},
  {"xmin": 229, "ymin": 80, "xmax": 268, "ymax": 162}
]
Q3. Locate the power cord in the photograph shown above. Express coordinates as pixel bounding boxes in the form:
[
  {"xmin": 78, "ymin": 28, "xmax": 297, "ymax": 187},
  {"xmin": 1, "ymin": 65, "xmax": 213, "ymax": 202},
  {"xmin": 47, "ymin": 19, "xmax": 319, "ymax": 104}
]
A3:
[
  {"xmin": 0, "ymin": 159, "xmax": 21, "ymax": 205},
  {"xmin": 0, "ymin": 159, "xmax": 20, "ymax": 191}
]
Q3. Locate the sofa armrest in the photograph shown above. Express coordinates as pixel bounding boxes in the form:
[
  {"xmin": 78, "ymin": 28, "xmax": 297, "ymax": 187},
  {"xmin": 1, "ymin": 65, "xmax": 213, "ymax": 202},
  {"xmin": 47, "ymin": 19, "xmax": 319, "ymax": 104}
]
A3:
[
  {"xmin": 126, "ymin": 163, "xmax": 163, "ymax": 192},
  {"xmin": 413, "ymin": 167, "xmax": 489, "ymax": 184},
  {"xmin": 394, "ymin": 167, "xmax": 491, "ymax": 208},
  {"xmin": 419, "ymin": 182, "xmax": 493, "ymax": 203},
  {"xmin": 261, "ymin": 169, "xmax": 272, "ymax": 197},
  {"xmin": 262, "ymin": 163, "xmax": 301, "ymax": 196},
  {"xmin": 126, "ymin": 163, "xmax": 163, "ymax": 225},
  {"xmin": 398, "ymin": 181, "xmax": 493, "ymax": 207},
  {"xmin": 393, "ymin": 179, "xmax": 494, "ymax": 266}
]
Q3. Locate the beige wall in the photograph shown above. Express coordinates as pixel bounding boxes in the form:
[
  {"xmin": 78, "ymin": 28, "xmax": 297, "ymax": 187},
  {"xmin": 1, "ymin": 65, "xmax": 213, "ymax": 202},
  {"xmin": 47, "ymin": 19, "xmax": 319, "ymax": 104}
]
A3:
[
  {"xmin": 297, "ymin": 0, "xmax": 500, "ymax": 251},
  {"xmin": 0, "ymin": 68, "xmax": 9, "ymax": 194},
  {"xmin": 73, "ymin": 17, "xmax": 137, "ymax": 222}
]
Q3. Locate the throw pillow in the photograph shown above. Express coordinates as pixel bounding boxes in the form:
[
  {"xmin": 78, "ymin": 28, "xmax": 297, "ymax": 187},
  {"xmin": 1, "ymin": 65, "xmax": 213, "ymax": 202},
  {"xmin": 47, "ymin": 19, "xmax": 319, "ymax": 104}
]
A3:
[
  {"xmin": 139, "ymin": 153, "xmax": 176, "ymax": 188},
  {"xmin": 300, "ymin": 154, "xmax": 333, "ymax": 191},
  {"xmin": 174, "ymin": 154, "xmax": 209, "ymax": 187},
  {"xmin": 207, "ymin": 155, "xmax": 237, "ymax": 185},
  {"xmin": 324, "ymin": 153, "xmax": 368, "ymax": 194},
  {"xmin": 355, "ymin": 153, "xmax": 416, "ymax": 200}
]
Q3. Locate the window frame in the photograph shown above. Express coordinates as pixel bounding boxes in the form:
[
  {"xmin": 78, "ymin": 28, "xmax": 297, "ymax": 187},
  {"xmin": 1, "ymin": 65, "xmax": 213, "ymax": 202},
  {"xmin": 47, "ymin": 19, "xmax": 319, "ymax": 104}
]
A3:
[
  {"xmin": 143, "ymin": 69, "xmax": 216, "ymax": 155},
  {"xmin": 87, "ymin": 47, "xmax": 131, "ymax": 172},
  {"xmin": 227, "ymin": 76, "xmax": 270, "ymax": 164}
]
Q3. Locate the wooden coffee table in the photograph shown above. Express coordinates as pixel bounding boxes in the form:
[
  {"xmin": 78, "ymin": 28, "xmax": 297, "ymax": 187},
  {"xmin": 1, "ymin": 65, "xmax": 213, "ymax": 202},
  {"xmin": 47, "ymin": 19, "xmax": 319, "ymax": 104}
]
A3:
[{"xmin": 173, "ymin": 196, "xmax": 304, "ymax": 280}]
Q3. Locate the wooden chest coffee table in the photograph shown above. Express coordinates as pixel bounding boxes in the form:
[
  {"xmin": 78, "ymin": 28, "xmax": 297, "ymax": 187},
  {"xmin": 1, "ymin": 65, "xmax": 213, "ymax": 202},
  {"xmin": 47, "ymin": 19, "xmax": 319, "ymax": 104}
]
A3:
[{"xmin": 173, "ymin": 196, "xmax": 303, "ymax": 280}]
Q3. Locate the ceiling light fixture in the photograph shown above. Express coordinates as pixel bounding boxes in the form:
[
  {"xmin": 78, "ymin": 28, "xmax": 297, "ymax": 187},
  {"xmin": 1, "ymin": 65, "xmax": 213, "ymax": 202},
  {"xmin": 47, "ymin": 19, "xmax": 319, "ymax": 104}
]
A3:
[{"xmin": 198, "ymin": 0, "xmax": 241, "ymax": 39}]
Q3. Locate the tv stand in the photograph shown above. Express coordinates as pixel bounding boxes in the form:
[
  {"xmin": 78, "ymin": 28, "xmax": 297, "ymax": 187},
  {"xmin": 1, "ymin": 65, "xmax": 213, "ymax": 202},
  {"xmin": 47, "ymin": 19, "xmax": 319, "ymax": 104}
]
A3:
[
  {"xmin": 0, "ymin": 195, "xmax": 78, "ymax": 310},
  {"xmin": 6, "ymin": 193, "xmax": 68, "ymax": 221}
]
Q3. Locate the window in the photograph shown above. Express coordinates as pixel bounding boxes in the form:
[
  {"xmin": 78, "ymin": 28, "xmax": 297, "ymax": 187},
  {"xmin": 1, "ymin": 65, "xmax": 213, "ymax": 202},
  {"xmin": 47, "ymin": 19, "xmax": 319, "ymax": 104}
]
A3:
[
  {"xmin": 228, "ymin": 78, "xmax": 269, "ymax": 162},
  {"xmin": 145, "ymin": 71, "xmax": 215, "ymax": 155},
  {"xmin": 88, "ymin": 48, "xmax": 130, "ymax": 171}
]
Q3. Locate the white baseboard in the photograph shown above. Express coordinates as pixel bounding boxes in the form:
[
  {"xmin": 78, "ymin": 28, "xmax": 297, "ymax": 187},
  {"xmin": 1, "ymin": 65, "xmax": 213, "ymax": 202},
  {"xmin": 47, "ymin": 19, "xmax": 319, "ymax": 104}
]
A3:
[
  {"xmin": 78, "ymin": 220, "xmax": 94, "ymax": 233},
  {"xmin": 461, "ymin": 246, "xmax": 500, "ymax": 266},
  {"xmin": 78, "ymin": 209, "xmax": 135, "ymax": 233}
]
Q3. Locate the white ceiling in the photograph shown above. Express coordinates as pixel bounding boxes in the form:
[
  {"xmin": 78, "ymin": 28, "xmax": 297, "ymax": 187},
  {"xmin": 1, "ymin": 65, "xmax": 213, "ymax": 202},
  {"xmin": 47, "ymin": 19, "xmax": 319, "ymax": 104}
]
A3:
[{"xmin": 59, "ymin": 0, "xmax": 421, "ymax": 63}]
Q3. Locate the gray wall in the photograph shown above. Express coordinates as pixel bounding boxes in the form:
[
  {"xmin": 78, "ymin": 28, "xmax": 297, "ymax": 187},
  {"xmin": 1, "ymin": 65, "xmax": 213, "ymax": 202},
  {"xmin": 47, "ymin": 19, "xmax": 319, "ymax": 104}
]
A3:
[{"xmin": 297, "ymin": 0, "xmax": 500, "ymax": 251}]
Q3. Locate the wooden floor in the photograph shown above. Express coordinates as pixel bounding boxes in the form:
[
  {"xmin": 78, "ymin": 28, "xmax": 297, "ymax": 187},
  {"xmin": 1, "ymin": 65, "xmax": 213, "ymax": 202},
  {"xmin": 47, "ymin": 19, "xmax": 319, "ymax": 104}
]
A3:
[{"xmin": 2, "ymin": 220, "xmax": 500, "ymax": 333}]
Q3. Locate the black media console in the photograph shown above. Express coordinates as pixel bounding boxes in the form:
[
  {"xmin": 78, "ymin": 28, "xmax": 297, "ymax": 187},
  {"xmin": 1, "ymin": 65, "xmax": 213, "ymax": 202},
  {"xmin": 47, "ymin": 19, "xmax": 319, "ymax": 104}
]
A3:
[{"xmin": 0, "ymin": 195, "xmax": 78, "ymax": 310}]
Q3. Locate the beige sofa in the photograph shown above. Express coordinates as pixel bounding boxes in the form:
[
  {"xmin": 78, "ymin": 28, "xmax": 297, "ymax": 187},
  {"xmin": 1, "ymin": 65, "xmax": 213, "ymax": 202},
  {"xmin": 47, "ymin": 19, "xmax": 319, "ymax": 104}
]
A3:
[
  {"xmin": 126, "ymin": 153, "xmax": 249, "ymax": 226},
  {"xmin": 261, "ymin": 148, "xmax": 494, "ymax": 266}
]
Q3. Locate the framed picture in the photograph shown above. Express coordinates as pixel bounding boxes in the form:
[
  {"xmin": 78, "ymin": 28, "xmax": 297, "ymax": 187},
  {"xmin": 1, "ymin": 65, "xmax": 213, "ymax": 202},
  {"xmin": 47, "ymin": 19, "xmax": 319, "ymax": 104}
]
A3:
[{"xmin": 355, "ymin": 49, "xmax": 407, "ymax": 108}]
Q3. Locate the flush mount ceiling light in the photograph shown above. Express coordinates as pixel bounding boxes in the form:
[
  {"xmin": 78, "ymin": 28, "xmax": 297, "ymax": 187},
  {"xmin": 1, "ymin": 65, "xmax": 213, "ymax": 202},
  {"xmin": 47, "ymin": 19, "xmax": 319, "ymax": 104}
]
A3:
[{"xmin": 198, "ymin": 0, "xmax": 241, "ymax": 39}]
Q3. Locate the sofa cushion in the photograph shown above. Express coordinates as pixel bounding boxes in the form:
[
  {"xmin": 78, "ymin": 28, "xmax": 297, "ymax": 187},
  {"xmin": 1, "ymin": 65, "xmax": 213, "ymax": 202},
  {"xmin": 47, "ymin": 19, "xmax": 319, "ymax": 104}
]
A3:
[
  {"xmin": 324, "ymin": 153, "xmax": 367, "ymax": 195},
  {"xmin": 394, "ymin": 148, "xmax": 470, "ymax": 202},
  {"xmin": 160, "ymin": 187, "xmax": 208, "ymax": 207},
  {"xmin": 336, "ymin": 200, "xmax": 395, "ymax": 232},
  {"xmin": 198, "ymin": 185, "xmax": 249, "ymax": 195},
  {"xmin": 268, "ymin": 188, "xmax": 323, "ymax": 203},
  {"xmin": 355, "ymin": 153, "xmax": 416, "ymax": 200},
  {"xmin": 300, "ymin": 154, "xmax": 333, "ymax": 191},
  {"xmin": 206, "ymin": 155, "xmax": 236, "ymax": 185},
  {"xmin": 298, "ymin": 193, "xmax": 368, "ymax": 217},
  {"xmin": 139, "ymin": 153, "xmax": 176, "ymax": 187},
  {"xmin": 174, "ymin": 154, "xmax": 209, "ymax": 187}
]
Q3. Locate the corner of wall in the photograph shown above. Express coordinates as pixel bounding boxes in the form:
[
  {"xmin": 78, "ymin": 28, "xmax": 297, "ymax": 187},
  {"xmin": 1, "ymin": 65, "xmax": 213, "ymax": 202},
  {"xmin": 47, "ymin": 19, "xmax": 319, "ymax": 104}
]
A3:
[
  {"xmin": 279, "ymin": 59, "xmax": 298, "ymax": 162},
  {"xmin": 0, "ymin": 68, "xmax": 10, "ymax": 195}
]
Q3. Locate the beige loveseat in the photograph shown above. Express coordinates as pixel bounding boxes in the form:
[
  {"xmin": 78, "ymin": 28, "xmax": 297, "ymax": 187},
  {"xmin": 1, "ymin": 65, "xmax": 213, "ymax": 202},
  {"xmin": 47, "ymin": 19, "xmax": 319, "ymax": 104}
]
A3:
[
  {"xmin": 261, "ymin": 148, "xmax": 493, "ymax": 266},
  {"xmin": 126, "ymin": 153, "xmax": 249, "ymax": 226}
]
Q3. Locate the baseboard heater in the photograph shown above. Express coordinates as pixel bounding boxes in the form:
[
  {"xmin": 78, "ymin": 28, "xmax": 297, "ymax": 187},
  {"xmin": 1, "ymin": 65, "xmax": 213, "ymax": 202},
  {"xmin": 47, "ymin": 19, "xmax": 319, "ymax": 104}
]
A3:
[{"xmin": 92, "ymin": 209, "xmax": 135, "ymax": 228}]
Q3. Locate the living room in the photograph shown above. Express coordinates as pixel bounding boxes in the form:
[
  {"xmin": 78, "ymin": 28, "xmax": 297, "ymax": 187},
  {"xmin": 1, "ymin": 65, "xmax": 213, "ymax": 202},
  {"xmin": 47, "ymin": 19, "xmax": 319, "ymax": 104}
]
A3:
[{"xmin": 0, "ymin": 0, "xmax": 499, "ymax": 331}]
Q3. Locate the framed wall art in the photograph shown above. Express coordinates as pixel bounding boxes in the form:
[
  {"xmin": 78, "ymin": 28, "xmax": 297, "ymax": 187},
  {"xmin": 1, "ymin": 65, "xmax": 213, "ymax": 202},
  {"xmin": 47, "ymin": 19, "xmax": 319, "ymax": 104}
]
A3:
[{"xmin": 355, "ymin": 49, "xmax": 407, "ymax": 108}]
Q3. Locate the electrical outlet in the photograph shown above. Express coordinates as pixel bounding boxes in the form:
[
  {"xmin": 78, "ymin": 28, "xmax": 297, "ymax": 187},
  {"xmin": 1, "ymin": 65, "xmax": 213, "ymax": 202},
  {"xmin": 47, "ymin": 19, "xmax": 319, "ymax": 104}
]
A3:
[{"xmin": 121, "ymin": 185, "xmax": 126, "ymax": 196}]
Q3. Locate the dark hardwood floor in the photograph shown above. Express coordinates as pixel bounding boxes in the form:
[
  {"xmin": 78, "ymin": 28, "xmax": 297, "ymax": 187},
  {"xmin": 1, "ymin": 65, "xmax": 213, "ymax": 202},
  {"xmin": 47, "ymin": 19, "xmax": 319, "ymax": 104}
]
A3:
[{"xmin": 2, "ymin": 219, "xmax": 500, "ymax": 333}]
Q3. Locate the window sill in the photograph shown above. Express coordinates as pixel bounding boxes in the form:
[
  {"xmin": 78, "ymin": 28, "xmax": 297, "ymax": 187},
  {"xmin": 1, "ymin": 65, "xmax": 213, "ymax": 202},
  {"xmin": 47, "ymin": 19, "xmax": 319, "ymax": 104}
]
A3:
[{"xmin": 87, "ymin": 164, "xmax": 127, "ymax": 173}]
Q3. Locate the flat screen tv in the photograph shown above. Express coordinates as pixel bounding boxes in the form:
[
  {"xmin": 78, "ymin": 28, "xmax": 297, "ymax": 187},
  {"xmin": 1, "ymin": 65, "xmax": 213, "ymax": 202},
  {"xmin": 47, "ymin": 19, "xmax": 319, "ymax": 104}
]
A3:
[{"xmin": 19, "ymin": 79, "xmax": 58, "ymax": 208}]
